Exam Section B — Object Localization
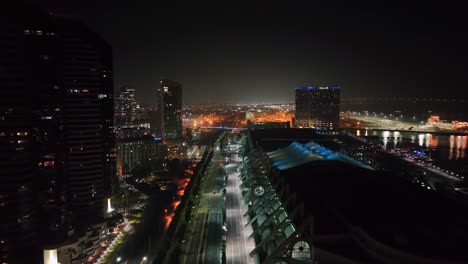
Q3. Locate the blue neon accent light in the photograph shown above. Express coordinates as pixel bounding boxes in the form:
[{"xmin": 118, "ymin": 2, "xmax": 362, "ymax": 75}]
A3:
[
  {"xmin": 267, "ymin": 141, "xmax": 374, "ymax": 171},
  {"xmin": 154, "ymin": 137, "xmax": 162, "ymax": 141}
]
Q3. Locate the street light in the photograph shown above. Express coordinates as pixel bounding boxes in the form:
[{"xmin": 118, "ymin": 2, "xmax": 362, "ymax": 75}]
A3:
[{"xmin": 142, "ymin": 256, "xmax": 148, "ymax": 261}]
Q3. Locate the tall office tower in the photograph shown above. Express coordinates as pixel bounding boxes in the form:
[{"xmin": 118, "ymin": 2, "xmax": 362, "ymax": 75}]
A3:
[
  {"xmin": 57, "ymin": 16, "xmax": 115, "ymax": 224},
  {"xmin": 295, "ymin": 86, "xmax": 340, "ymax": 129},
  {"xmin": 115, "ymin": 86, "xmax": 137, "ymax": 127},
  {"xmin": 0, "ymin": 5, "xmax": 115, "ymax": 263},
  {"xmin": 155, "ymin": 78, "xmax": 183, "ymax": 139}
]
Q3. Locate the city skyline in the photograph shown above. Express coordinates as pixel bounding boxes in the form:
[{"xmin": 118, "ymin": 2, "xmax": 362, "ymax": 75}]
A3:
[
  {"xmin": 28, "ymin": 0, "xmax": 468, "ymax": 104},
  {"xmin": 3, "ymin": 2, "xmax": 468, "ymax": 264}
]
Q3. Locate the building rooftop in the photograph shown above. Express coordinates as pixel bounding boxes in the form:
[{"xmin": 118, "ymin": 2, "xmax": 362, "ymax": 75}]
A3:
[
  {"xmin": 279, "ymin": 158, "xmax": 468, "ymax": 262},
  {"xmin": 268, "ymin": 141, "xmax": 373, "ymax": 170}
]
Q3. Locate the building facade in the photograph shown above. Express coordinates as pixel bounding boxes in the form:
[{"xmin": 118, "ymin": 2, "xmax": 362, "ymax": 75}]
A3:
[
  {"xmin": 58, "ymin": 15, "xmax": 115, "ymax": 224},
  {"xmin": 0, "ymin": 6, "xmax": 48, "ymax": 262},
  {"xmin": 155, "ymin": 78, "xmax": 183, "ymax": 140},
  {"xmin": 0, "ymin": 5, "xmax": 115, "ymax": 263},
  {"xmin": 116, "ymin": 135, "xmax": 167, "ymax": 176},
  {"xmin": 114, "ymin": 86, "xmax": 137, "ymax": 128},
  {"xmin": 295, "ymin": 86, "xmax": 340, "ymax": 129}
]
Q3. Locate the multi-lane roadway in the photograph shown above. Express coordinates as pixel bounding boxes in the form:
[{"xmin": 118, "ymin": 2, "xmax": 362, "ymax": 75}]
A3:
[
  {"xmin": 224, "ymin": 140, "xmax": 255, "ymax": 264},
  {"xmin": 183, "ymin": 134, "xmax": 255, "ymax": 264},
  {"xmin": 183, "ymin": 141, "xmax": 225, "ymax": 264}
]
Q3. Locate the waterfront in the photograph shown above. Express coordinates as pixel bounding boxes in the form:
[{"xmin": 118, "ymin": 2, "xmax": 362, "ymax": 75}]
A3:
[{"xmin": 352, "ymin": 129, "xmax": 468, "ymax": 178}]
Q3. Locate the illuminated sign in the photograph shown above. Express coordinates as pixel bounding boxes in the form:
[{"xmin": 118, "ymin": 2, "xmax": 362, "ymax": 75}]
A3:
[{"xmin": 254, "ymin": 185, "xmax": 265, "ymax": 196}]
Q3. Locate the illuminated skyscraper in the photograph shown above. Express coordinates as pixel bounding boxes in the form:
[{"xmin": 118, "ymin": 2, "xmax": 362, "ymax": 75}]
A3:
[
  {"xmin": 115, "ymin": 86, "xmax": 137, "ymax": 127},
  {"xmin": 295, "ymin": 86, "xmax": 340, "ymax": 129},
  {"xmin": 155, "ymin": 78, "xmax": 183, "ymax": 139}
]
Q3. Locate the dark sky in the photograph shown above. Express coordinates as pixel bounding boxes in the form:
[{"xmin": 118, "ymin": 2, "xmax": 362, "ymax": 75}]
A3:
[{"xmin": 31, "ymin": 0, "xmax": 468, "ymax": 105}]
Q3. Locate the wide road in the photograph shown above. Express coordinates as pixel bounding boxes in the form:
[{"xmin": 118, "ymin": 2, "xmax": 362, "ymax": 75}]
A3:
[
  {"xmin": 202, "ymin": 147, "xmax": 225, "ymax": 264},
  {"xmin": 225, "ymin": 140, "xmax": 255, "ymax": 264},
  {"xmin": 183, "ymin": 138, "xmax": 225, "ymax": 264},
  {"xmin": 185, "ymin": 212, "xmax": 208, "ymax": 263},
  {"xmin": 203, "ymin": 211, "xmax": 223, "ymax": 263}
]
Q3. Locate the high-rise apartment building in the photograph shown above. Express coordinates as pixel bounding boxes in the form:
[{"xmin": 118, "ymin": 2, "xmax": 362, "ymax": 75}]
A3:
[
  {"xmin": 155, "ymin": 78, "xmax": 183, "ymax": 139},
  {"xmin": 295, "ymin": 86, "xmax": 340, "ymax": 129},
  {"xmin": 116, "ymin": 135, "xmax": 167, "ymax": 176},
  {"xmin": 0, "ymin": 5, "xmax": 115, "ymax": 263}
]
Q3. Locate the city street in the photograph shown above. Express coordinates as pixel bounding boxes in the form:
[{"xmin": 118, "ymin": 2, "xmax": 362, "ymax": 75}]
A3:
[
  {"xmin": 183, "ymin": 140, "xmax": 225, "ymax": 264},
  {"xmin": 185, "ymin": 211, "xmax": 208, "ymax": 263},
  {"xmin": 225, "ymin": 141, "xmax": 255, "ymax": 264}
]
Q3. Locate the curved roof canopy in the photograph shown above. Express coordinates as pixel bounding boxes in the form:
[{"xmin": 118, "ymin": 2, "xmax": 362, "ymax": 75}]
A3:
[{"xmin": 268, "ymin": 141, "xmax": 373, "ymax": 170}]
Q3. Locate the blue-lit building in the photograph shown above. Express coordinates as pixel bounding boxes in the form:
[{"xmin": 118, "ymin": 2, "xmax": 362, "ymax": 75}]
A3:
[{"xmin": 295, "ymin": 86, "xmax": 340, "ymax": 129}]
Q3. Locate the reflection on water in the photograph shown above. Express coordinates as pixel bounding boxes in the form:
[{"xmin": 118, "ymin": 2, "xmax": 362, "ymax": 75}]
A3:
[
  {"xmin": 382, "ymin": 131, "xmax": 390, "ymax": 149},
  {"xmin": 429, "ymin": 135, "xmax": 439, "ymax": 149},
  {"xmin": 355, "ymin": 129, "xmax": 467, "ymax": 161},
  {"xmin": 450, "ymin": 136, "xmax": 455, "ymax": 160},
  {"xmin": 449, "ymin": 135, "xmax": 467, "ymax": 160},
  {"xmin": 418, "ymin": 134, "xmax": 424, "ymax": 147},
  {"xmin": 462, "ymin": 136, "xmax": 467, "ymax": 159},
  {"xmin": 393, "ymin": 131, "xmax": 400, "ymax": 148}
]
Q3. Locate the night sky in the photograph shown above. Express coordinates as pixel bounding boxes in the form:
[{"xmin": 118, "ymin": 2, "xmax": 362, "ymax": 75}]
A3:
[{"xmin": 30, "ymin": 0, "xmax": 468, "ymax": 105}]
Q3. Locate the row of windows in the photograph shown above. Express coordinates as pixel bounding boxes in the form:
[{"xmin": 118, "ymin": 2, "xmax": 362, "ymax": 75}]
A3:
[{"xmin": 23, "ymin": 29, "xmax": 55, "ymax": 36}]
